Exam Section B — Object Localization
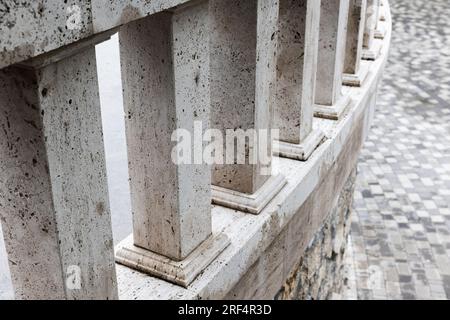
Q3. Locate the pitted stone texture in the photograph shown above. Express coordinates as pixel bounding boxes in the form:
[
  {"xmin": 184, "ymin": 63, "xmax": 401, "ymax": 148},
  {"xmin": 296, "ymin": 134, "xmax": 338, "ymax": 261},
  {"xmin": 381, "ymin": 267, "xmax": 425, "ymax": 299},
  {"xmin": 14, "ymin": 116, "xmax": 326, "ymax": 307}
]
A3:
[
  {"xmin": 210, "ymin": 0, "xmax": 278, "ymax": 195},
  {"xmin": 119, "ymin": 1, "xmax": 211, "ymax": 261},
  {"xmin": 344, "ymin": 0, "xmax": 367, "ymax": 75},
  {"xmin": 0, "ymin": 0, "xmax": 94, "ymax": 69},
  {"xmin": 0, "ymin": 48, "xmax": 117, "ymax": 299},
  {"xmin": 225, "ymin": 86, "xmax": 372, "ymax": 299},
  {"xmin": 92, "ymin": 0, "xmax": 191, "ymax": 32},
  {"xmin": 275, "ymin": 0, "xmax": 320, "ymax": 144},
  {"xmin": 315, "ymin": 0, "xmax": 350, "ymax": 106},
  {"xmin": 363, "ymin": 0, "xmax": 379, "ymax": 49}
]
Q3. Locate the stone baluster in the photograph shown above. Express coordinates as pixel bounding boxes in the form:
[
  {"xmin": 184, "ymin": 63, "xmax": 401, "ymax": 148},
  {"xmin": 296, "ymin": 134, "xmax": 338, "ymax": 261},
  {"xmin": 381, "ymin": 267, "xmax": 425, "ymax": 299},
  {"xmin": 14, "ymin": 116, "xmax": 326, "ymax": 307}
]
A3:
[
  {"xmin": 273, "ymin": 0, "xmax": 325, "ymax": 161},
  {"xmin": 209, "ymin": 0, "xmax": 287, "ymax": 215},
  {"xmin": 362, "ymin": 0, "xmax": 382, "ymax": 60},
  {"xmin": 114, "ymin": 0, "xmax": 230, "ymax": 288},
  {"xmin": 0, "ymin": 35, "xmax": 118, "ymax": 299},
  {"xmin": 343, "ymin": 0, "xmax": 370, "ymax": 87},
  {"xmin": 374, "ymin": 0, "xmax": 386, "ymax": 39},
  {"xmin": 314, "ymin": 0, "xmax": 351, "ymax": 120}
]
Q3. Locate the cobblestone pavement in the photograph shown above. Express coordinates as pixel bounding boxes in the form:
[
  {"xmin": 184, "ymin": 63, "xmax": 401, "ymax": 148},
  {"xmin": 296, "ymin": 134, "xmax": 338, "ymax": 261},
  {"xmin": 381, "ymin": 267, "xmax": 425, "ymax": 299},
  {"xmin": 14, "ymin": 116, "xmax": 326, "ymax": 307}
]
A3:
[{"xmin": 338, "ymin": 0, "xmax": 450, "ymax": 300}]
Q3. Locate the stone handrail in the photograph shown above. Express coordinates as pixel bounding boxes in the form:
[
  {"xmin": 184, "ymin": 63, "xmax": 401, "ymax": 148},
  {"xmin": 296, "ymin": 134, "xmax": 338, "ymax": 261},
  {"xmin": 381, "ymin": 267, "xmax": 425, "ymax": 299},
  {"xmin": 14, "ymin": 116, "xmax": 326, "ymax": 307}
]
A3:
[{"xmin": 0, "ymin": 0, "xmax": 391, "ymax": 299}]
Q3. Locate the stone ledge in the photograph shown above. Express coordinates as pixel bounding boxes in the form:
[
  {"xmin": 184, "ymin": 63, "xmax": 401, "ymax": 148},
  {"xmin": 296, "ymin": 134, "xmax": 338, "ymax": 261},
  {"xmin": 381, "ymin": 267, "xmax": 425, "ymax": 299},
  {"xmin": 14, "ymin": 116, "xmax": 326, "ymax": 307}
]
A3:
[{"xmin": 115, "ymin": 0, "xmax": 391, "ymax": 298}]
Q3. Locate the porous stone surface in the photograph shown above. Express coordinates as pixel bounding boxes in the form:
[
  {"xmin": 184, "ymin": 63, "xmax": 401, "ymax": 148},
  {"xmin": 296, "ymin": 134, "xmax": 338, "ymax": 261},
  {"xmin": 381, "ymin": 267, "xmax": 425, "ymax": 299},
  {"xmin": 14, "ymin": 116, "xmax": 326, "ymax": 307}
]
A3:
[
  {"xmin": 92, "ymin": 0, "xmax": 190, "ymax": 32},
  {"xmin": 276, "ymin": 169, "xmax": 356, "ymax": 300},
  {"xmin": 315, "ymin": 0, "xmax": 350, "ymax": 106},
  {"xmin": 363, "ymin": 0, "xmax": 379, "ymax": 49},
  {"xmin": 0, "ymin": 0, "xmax": 94, "ymax": 69},
  {"xmin": 0, "ymin": 0, "xmax": 391, "ymax": 300},
  {"xmin": 344, "ymin": 0, "xmax": 367, "ymax": 75},
  {"xmin": 0, "ymin": 47, "xmax": 117, "ymax": 299},
  {"xmin": 210, "ymin": 0, "xmax": 278, "ymax": 194},
  {"xmin": 275, "ymin": 0, "xmax": 320, "ymax": 144},
  {"xmin": 223, "ymin": 66, "xmax": 382, "ymax": 299},
  {"xmin": 118, "ymin": 1, "xmax": 211, "ymax": 261}
]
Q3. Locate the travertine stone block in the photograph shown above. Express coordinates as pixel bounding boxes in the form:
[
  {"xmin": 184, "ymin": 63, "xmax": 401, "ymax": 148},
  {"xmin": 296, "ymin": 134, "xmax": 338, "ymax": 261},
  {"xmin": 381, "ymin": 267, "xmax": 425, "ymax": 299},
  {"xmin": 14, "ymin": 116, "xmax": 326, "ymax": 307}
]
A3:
[
  {"xmin": 374, "ymin": 0, "xmax": 386, "ymax": 39},
  {"xmin": 115, "ymin": 0, "xmax": 229, "ymax": 286},
  {"xmin": 92, "ymin": 0, "xmax": 191, "ymax": 32},
  {"xmin": 362, "ymin": 0, "xmax": 382, "ymax": 60},
  {"xmin": 314, "ymin": 0, "xmax": 351, "ymax": 120},
  {"xmin": 209, "ymin": 0, "xmax": 286, "ymax": 214},
  {"xmin": 374, "ymin": 24, "xmax": 387, "ymax": 40},
  {"xmin": 343, "ymin": 0, "xmax": 370, "ymax": 87},
  {"xmin": 118, "ymin": 1, "xmax": 210, "ymax": 261},
  {"xmin": 0, "ymin": 44, "xmax": 117, "ymax": 300},
  {"xmin": 273, "ymin": 0, "xmax": 324, "ymax": 161},
  {"xmin": 0, "ymin": 0, "xmax": 94, "ymax": 70}
]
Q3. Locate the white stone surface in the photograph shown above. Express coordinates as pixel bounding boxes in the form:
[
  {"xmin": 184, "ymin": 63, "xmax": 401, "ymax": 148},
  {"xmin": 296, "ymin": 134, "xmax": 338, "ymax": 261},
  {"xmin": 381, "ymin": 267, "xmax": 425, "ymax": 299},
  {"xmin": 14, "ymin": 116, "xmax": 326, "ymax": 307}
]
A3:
[
  {"xmin": 209, "ymin": 0, "xmax": 279, "ymax": 195},
  {"xmin": 211, "ymin": 174, "xmax": 287, "ymax": 214},
  {"xmin": 0, "ymin": 45, "xmax": 117, "ymax": 299},
  {"xmin": 116, "ymin": 8, "xmax": 390, "ymax": 297},
  {"xmin": 0, "ymin": 1, "xmax": 95, "ymax": 69},
  {"xmin": 275, "ymin": 0, "xmax": 321, "ymax": 144},
  {"xmin": 274, "ymin": 128, "xmax": 326, "ymax": 161},
  {"xmin": 343, "ymin": 0, "xmax": 370, "ymax": 87},
  {"xmin": 116, "ymin": 233, "xmax": 229, "ymax": 288},
  {"xmin": 343, "ymin": 60, "xmax": 370, "ymax": 87},
  {"xmin": 315, "ymin": 0, "xmax": 350, "ymax": 106},
  {"xmin": 273, "ymin": 0, "xmax": 324, "ymax": 161},
  {"xmin": 118, "ymin": 1, "xmax": 212, "ymax": 262},
  {"xmin": 0, "ymin": 0, "xmax": 392, "ymax": 300},
  {"xmin": 362, "ymin": 0, "xmax": 381, "ymax": 60},
  {"xmin": 344, "ymin": 0, "xmax": 366, "ymax": 75},
  {"xmin": 92, "ymin": 0, "xmax": 191, "ymax": 32}
]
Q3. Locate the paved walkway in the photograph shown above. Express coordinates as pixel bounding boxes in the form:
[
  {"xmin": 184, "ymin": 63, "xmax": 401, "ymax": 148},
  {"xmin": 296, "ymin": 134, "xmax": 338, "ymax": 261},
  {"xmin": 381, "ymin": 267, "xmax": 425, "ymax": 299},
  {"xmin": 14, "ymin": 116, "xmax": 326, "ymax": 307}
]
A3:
[{"xmin": 338, "ymin": 0, "xmax": 450, "ymax": 300}]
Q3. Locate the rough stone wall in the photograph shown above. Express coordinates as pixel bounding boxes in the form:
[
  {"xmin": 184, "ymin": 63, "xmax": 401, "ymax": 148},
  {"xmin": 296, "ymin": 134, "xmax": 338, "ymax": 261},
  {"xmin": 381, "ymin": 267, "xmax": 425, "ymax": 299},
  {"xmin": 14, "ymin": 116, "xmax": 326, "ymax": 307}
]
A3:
[{"xmin": 276, "ymin": 168, "xmax": 357, "ymax": 300}]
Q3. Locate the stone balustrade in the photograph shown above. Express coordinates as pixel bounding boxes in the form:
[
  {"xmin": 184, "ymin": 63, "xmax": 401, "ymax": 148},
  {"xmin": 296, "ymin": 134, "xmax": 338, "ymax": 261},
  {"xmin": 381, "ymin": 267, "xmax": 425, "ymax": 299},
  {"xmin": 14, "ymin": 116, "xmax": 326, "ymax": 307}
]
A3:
[{"xmin": 0, "ymin": 0, "xmax": 391, "ymax": 299}]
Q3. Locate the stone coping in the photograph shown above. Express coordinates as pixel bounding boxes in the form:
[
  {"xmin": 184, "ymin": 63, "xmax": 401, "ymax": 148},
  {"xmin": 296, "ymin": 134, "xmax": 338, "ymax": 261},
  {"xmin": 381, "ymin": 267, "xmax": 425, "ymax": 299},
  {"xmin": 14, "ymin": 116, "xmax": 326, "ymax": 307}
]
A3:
[{"xmin": 115, "ymin": 0, "xmax": 392, "ymax": 300}]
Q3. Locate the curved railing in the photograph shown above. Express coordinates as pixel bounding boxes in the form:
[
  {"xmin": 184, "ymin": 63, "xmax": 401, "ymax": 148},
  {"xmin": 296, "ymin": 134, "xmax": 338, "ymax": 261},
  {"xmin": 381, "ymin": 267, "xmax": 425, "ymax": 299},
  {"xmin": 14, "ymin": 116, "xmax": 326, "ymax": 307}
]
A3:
[{"xmin": 0, "ymin": 0, "xmax": 391, "ymax": 299}]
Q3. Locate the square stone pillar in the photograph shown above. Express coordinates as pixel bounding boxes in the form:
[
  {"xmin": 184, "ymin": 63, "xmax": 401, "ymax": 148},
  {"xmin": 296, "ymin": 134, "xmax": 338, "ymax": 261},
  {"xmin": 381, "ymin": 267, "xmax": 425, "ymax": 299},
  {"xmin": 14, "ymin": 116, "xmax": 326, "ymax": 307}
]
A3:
[
  {"xmin": 374, "ymin": 0, "xmax": 386, "ymax": 39},
  {"xmin": 0, "ymin": 36, "xmax": 118, "ymax": 300},
  {"xmin": 314, "ymin": 0, "xmax": 352, "ymax": 120},
  {"xmin": 343, "ymin": 0, "xmax": 370, "ymax": 87},
  {"xmin": 273, "ymin": 0, "xmax": 325, "ymax": 161},
  {"xmin": 114, "ymin": 1, "xmax": 229, "ymax": 288},
  {"xmin": 209, "ymin": 0, "xmax": 287, "ymax": 214},
  {"xmin": 362, "ymin": 0, "xmax": 382, "ymax": 60},
  {"xmin": 378, "ymin": 0, "xmax": 386, "ymax": 22}
]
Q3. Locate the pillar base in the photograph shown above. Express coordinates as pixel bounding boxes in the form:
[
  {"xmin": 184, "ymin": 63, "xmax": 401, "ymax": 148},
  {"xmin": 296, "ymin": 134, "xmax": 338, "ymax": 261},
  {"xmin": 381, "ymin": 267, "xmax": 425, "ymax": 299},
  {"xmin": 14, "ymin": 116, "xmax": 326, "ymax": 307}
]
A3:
[
  {"xmin": 343, "ymin": 61, "xmax": 370, "ymax": 87},
  {"xmin": 379, "ymin": 5, "xmax": 386, "ymax": 21},
  {"xmin": 115, "ymin": 233, "xmax": 230, "ymax": 288},
  {"xmin": 274, "ymin": 129, "xmax": 325, "ymax": 161},
  {"xmin": 314, "ymin": 94, "xmax": 351, "ymax": 120},
  {"xmin": 212, "ymin": 174, "xmax": 287, "ymax": 215},
  {"xmin": 362, "ymin": 39, "xmax": 383, "ymax": 61},
  {"xmin": 375, "ymin": 24, "xmax": 386, "ymax": 39}
]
